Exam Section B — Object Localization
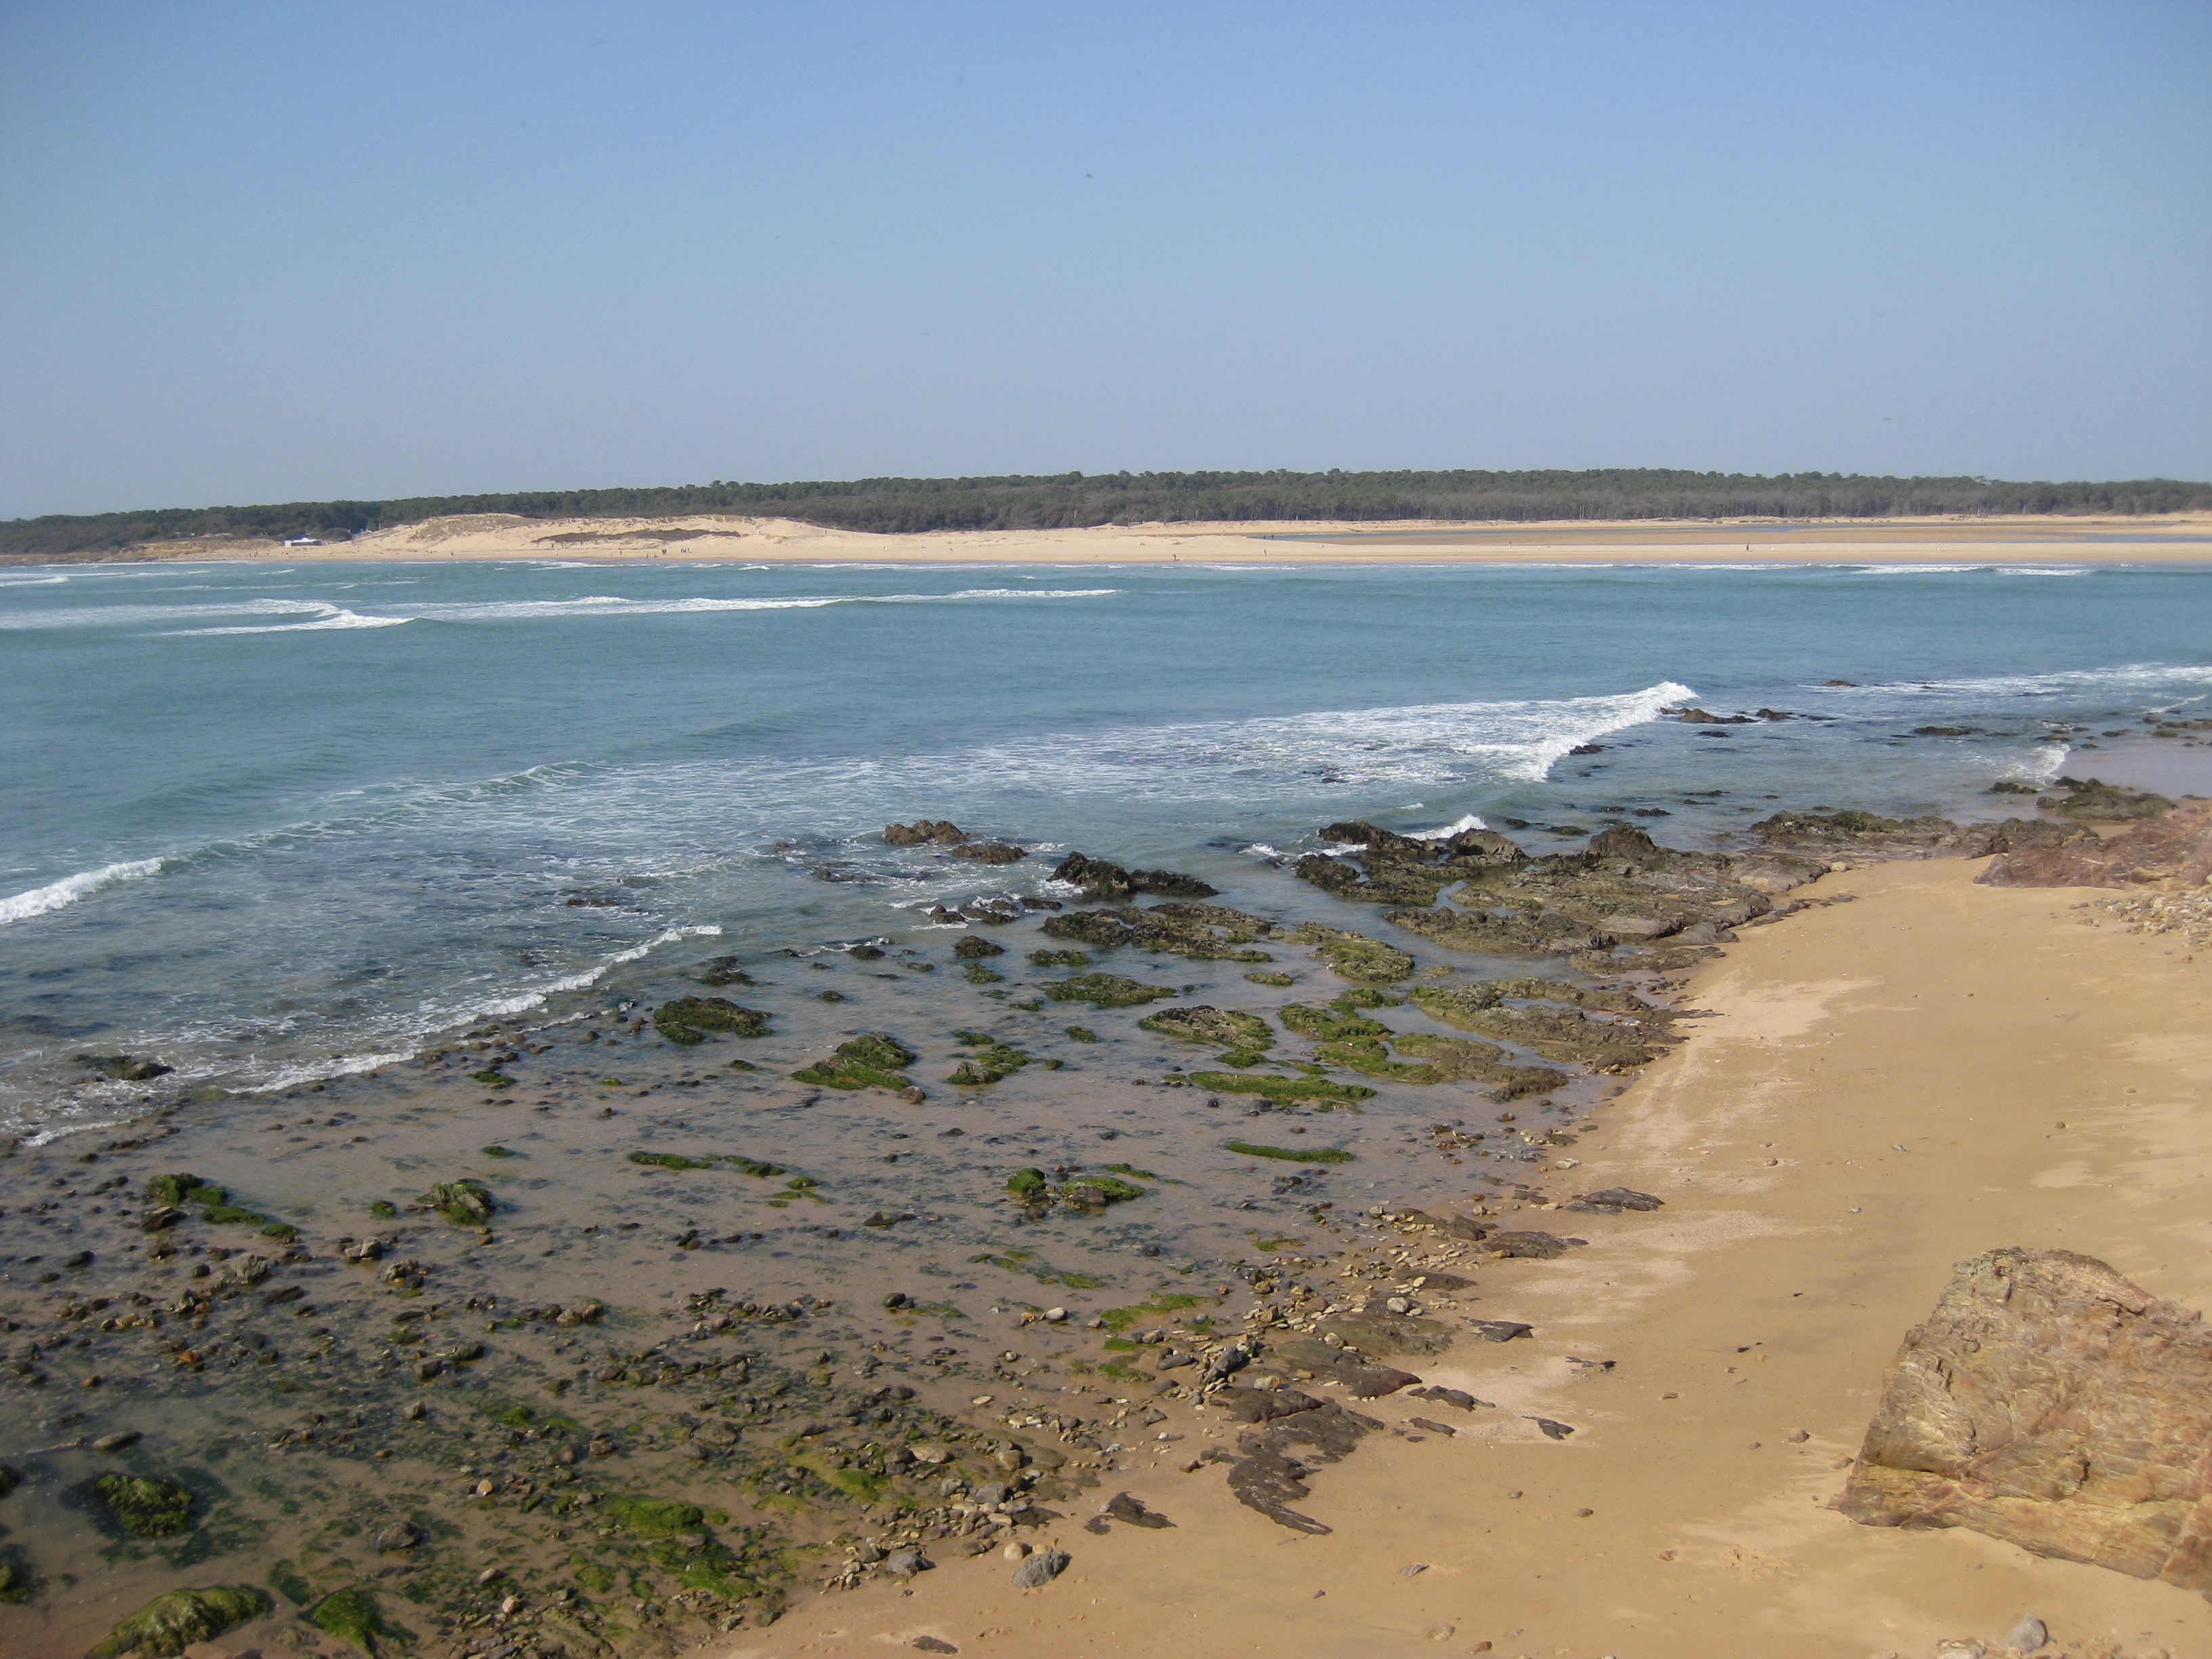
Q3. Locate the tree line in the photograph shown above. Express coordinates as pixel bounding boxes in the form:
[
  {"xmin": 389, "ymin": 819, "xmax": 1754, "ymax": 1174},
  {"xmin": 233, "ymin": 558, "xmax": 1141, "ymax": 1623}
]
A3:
[{"xmin": 5, "ymin": 468, "xmax": 2207, "ymax": 558}]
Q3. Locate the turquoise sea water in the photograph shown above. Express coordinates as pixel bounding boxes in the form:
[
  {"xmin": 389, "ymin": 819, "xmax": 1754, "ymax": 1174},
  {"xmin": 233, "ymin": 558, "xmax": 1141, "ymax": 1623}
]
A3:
[{"xmin": 3, "ymin": 556, "xmax": 2207, "ymax": 1136}]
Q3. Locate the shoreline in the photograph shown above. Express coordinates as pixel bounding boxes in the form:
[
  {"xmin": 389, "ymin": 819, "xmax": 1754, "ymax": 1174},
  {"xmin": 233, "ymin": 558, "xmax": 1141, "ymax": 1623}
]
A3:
[
  {"xmin": 14, "ymin": 511, "xmax": 2212, "ymax": 568},
  {"xmin": 3, "ymin": 803, "xmax": 2208, "ymax": 1659},
  {"xmin": 730, "ymin": 861, "xmax": 2212, "ymax": 1659}
]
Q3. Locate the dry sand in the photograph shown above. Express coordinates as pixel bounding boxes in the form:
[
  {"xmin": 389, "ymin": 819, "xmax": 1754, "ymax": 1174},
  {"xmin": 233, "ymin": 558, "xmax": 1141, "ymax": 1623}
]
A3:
[
  {"xmin": 129, "ymin": 512, "xmax": 2212, "ymax": 568},
  {"xmin": 718, "ymin": 860, "xmax": 2212, "ymax": 1659}
]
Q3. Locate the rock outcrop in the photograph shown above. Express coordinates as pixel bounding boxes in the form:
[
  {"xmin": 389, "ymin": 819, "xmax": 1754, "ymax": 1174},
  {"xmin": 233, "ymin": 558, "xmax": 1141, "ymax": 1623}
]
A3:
[
  {"xmin": 1837, "ymin": 1246, "xmax": 2212, "ymax": 1591},
  {"xmin": 1049, "ymin": 851, "xmax": 1216, "ymax": 901},
  {"xmin": 1980, "ymin": 800, "xmax": 2212, "ymax": 890}
]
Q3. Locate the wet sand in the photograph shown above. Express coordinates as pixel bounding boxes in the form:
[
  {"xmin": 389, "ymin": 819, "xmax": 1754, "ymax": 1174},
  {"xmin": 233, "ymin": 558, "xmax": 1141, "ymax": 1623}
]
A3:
[
  {"xmin": 69, "ymin": 512, "xmax": 2212, "ymax": 568},
  {"xmin": 723, "ymin": 863, "xmax": 2212, "ymax": 1659}
]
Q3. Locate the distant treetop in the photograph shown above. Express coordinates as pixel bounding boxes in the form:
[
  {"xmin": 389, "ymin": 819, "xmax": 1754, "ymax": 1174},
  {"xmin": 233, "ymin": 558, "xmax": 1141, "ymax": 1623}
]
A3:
[{"xmin": 4, "ymin": 467, "xmax": 2206, "ymax": 558}]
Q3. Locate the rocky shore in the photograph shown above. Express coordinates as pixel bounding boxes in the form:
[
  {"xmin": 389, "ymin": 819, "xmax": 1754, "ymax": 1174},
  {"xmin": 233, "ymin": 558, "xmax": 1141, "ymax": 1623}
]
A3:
[{"xmin": 1, "ymin": 781, "xmax": 2201, "ymax": 1659}]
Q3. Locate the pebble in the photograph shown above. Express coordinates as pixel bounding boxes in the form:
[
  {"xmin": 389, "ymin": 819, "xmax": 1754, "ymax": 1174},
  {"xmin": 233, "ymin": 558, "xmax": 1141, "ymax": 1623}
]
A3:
[{"xmin": 1002, "ymin": 1540, "xmax": 1031, "ymax": 1561}]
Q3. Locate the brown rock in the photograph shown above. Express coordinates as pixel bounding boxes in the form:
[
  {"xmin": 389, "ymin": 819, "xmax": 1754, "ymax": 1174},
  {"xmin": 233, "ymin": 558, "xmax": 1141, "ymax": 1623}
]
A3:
[
  {"xmin": 884, "ymin": 820, "xmax": 968, "ymax": 846},
  {"xmin": 1836, "ymin": 1246, "xmax": 2212, "ymax": 1590},
  {"xmin": 950, "ymin": 841, "xmax": 1026, "ymax": 865},
  {"xmin": 1979, "ymin": 800, "xmax": 2212, "ymax": 890}
]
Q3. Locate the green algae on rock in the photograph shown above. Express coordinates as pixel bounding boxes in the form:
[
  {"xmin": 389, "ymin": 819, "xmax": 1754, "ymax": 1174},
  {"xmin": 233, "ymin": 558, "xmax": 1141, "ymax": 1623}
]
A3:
[
  {"xmin": 962, "ymin": 962, "xmax": 1006, "ymax": 984},
  {"xmin": 1225, "ymin": 1140, "xmax": 1356, "ymax": 1164},
  {"xmin": 423, "ymin": 1177, "xmax": 496, "ymax": 1226},
  {"xmin": 653, "ymin": 996, "xmax": 772, "ymax": 1044},
  {"xmin": 1290, "ymin": 923, "xmax": 1415, "ymax": 983},
  {"xmin": 792, "ymin": 1032, "xmax": 918, "ymax": 1091},
  {"xmin": 1006, "ymin": 1167, "xmax": 1050, "ymax": 1202},
  {"xmin": 1138, "ymin": 1005, "xmax": 1274, "ymax": 1053},
  {"xmin": 1277, "ymin": 1004, "xmax": 1389, "ymax": 1043},
  {"xmin": 305, "ymin": 1586, "xmax": 408, "ymax": 1655},
  {"xmin": 1190, "ymin": 1072, "xmax": 1374, "ymax": 1104},
  {"xmin": 1040, "ymin": 973, "xmax": 1179, "ymax": 1008},
  {"xmin": 953, "ymin": 935, "xmax": 1005, "ymax": 959},
  {"xmin": 1042, "ymin": 901, "xmax": 1280, "ymax": 961},
  {"xmin": 1064, "ymin": 1025, "xmax": 1100, "ymax": 1042},
  {"xmin": 1244, "ymin": 970, "xmax": 1296, "ymax": 987},
  {"xmin": 605, "ymin": 1494, "xmax": 706, "ymax": 1536},
  {"xmin": 92, "ymin": 1472, "xmax": 194, "ymax": 1536},
  {"xmin": 697, "ymin": 955, "xmax": 756, "ymax": 985},
  {"xmin": 468, "ymin": 1069, "xmax": 517, "ymax": 1087},
  {"xmin": 88, "ymin": 1584, "xmax": 270, "ymax": 1657},
  {"xmin": 1062, "ymin": 1172, "xmax": 1147, "ymax": 1206},
  {"xmin": 946, "ymin": 1031, "xmax": 1046, "ymax": 1085},
  {"xmin": 1387, "ymin": 1031, "xmax": 1568, "ymax": 1099},
  {"xmin": 1027, "ymin": 948, "xmax": 1092, "ymax": 967},
  {"xmin": 1407, "ymin": 982, "xmax": 1674, "ymax": 1071}
]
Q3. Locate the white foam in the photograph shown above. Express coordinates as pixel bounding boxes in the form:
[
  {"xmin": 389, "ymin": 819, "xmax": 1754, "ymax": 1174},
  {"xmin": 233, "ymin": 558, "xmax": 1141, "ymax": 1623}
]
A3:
[
  {"xmin": 0, "ymin": 574, "xmax": 67, "ymax": 586},
  {"xmin": 1994, "ymin": 567, "xmax": 2091, "ymax": 577},
  {"xmin": 175, "ymin": 605, "xmax": 411, "ymax": 634},
  {"xmin": 0, "ymin": 858, "xmax": 164, "ymax": 925},
  {"xmin": 1410, "ymin": 813, "xmax": 1490, "ymax": 838},
  {"xmin": 605, "ymin": 923, "xmax": 722, "ymax": 964},
  {"xmin": 1814, "ymin": 663, "xmax": 2212, "ymax": 702}
]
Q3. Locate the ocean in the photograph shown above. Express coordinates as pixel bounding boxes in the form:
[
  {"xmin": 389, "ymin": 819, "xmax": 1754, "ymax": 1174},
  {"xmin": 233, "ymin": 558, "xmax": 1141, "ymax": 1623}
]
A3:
[{"xmin": 3, "ymin": 554, "xmax": 2207, "ymax": 1139}]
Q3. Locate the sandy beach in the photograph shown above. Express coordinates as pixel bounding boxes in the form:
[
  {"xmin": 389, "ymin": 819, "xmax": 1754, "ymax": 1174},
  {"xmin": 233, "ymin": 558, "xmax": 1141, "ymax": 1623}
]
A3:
[
  {"xmin": 723, "ymin": 857, "xmax": 2212, "ymax": 1659},
  {"xmin": 75, "ymin": 512, "xmax": 2212, "ymax": 568}
]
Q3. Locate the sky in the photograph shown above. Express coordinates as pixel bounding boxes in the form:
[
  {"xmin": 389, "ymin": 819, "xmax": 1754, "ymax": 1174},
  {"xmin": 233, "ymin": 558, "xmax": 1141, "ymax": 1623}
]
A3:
[{"xmin": 1, "ymin": 1, "xmax": 2207, "ymax": 518}]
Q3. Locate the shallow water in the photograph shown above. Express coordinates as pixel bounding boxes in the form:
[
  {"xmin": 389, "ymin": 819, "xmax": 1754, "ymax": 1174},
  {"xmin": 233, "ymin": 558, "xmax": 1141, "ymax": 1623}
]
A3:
[{"xmin": 3, "ymin": 556, "xmax": 2209, "ymax": 1132}]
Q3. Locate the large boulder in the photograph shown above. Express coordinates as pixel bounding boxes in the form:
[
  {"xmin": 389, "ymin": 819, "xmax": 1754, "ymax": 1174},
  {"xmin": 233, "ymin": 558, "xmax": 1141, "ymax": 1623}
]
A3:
[
  {"xmin": 1837, "ymin": 1246, "xmax": 2212, "ymax": 1590},
  {"xmin": 1980, "ymin": 800, "xmax": 2211, "ymax": 889}
]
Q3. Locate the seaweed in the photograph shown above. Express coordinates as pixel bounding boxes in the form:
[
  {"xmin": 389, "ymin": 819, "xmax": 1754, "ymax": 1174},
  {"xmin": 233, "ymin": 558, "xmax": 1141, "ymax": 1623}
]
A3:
[
  {"xmin": 1137, "ymin": 1005, "xmax": 1274, "ymax": 1052},
  {"xmin": 792, "ymin": 1033, "xmax": 918, "ymax": 1091},
  {"xmin": 653, "ymin": 996, "xmax": 771, "ymax": 1044},
  {"xmin": 1290, "ymin": 924, "xmax": 1415, "ymax": 983},
  {"xmin": 1225, "ymin": 1141, "xmax": 1356, "ymax": 1164},
  {"xmin": 953, "ymin": 936, "xmax": 1005, "ymax": 960},
  {"xmin": 422, "ymin": 1179, "xmax": 496, "ymax": 1226},
  {"xmin": 94, "ymin": 1473, "xmax": 194, "ymax": 1536},
  {"xmin": 1040, "ymin": 973, "xmax": 1179, "ymax": 1008},
  {"xmin": 89, "ymin": 1585, "xmax": 269, "ymax": 1657},
  {"xmin": 304, "ymin": 1586, "xmax": 409, "ymax": 1654},
  {"xmin": 1189, "ymin": 1071, "xmax": 1375, "ymax": 1103},
  {"xmin": 1027, "ymin": 949, "xmax": 1093, "ymax": 967}
]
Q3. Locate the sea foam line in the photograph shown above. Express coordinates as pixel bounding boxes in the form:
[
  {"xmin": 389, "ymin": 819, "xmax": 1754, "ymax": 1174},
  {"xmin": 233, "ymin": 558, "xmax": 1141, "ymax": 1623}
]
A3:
[{"xmin": 0, "ymin": 858, "xmax": 165, "ymax": 926}]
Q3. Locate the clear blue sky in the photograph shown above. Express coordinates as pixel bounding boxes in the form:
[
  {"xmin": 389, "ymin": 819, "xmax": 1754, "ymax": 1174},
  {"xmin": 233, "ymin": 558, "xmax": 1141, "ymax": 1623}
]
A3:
[{"xmin": 1, "ymin": 1, "xmax": 2206, "ymax": 517}]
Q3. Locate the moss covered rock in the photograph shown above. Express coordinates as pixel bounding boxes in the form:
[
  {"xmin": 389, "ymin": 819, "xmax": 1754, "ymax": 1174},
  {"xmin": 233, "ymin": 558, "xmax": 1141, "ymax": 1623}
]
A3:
[
  {"xmin": 89, "ymin": 1584, "xmax": 268, "ymax": 1656},
  {"xmin": 1388, "ymin": 1032, "xmax": 1567, "ymax": 1099},
  {"xmin": 1189, "ymin": 1071, "xmax": 1374, "ymax": 1104},
  {"xmin": 953, "ymin": 935, "xmax": 1005, "ymax": 959},
  {"xmin": 1225, "ymin": 1140, "xmax": 1356, "ymax": 1164},
  {"xmin": 1139, "ymin": 1005, "xmax": 1273, "ymax": 1052},
  {"xmin": 605, "ymin": 1494, "xmax": 707, "ymax": 1536},
  {"xmin": 1041, "ymin": 973, "xmax": 1178, "ymax": 1008},
  {"xmin": 653, "ymin": 996, "xmax": 771, "ymax": 1044},
  {"xmin": 793, "ymin": 1033, "xmax": 917, "ymax": 1091},
  {"xmin": 92, "ymin": 1473, "xmax": 194, "ymax": 1536},
  {"xmin": 304, "ymin": 1586, "xmax": 407, "ymax": 1655},
  {"xmin": 1042, "ymin": 901, "xmax": 1277, "ymax": 960},
  {"xmin": 422, "ymin": 1178, "xmax": 495, "ymax": 1226},
  {"xmin": 1291, "ymin": 924, "xmax": 1415, "ymax": 983}
]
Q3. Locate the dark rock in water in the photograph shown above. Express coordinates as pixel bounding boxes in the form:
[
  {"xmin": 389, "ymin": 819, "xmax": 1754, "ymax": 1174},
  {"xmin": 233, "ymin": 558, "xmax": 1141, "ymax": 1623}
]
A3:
[
  {"xmin": 952, "ymin": 935, "xmax": 1004, "ymax": 959},
  {"xmin": 1010, "ymin": 1547, "xmax": 1069, "ymax": 1588},
  {"xmin": 1837, "ymin": 1246, "xmax": 2212, "ymax": 1591},
  {"xmin": 1050, "ymin": 851, "xmax": 1216, "ymax": 901},
  {"xmin": 1213, "ymin": 1385, "xmax": 1322, "ymax": 1423},
  {"xmin": 77, "ymin": 1054, "xmax": 173, "ymax": 1082},
  {"xmin": 1470, "ymin": 1320, "xmax": 1534, "ymax": 1343},
  {"xmin": 1316, "ymin": 1311, "xmax": 1455, "ymax": 1357},
  {"xmin": 1103, "ymin": 1491, "xmax": 1173, "ymax": 1528},
  {"xmin": 1139, "ymin": 1004, "xmax": 1274, "ymax": 1053},
  {"xmin": 1565, "ymin": 1187, "xmax": 1665, "ymax": 1214},
  {"xmin": 373, "ymin": 1520, "xmax": 421, "ymax": 1552},
  {"xmin": 1484, "ymin": 1231, "xmax": 1584, "ymax": 1260},
  {"xmin": 696, "ymin": 955, "xmax": 754, "ymax": 985},
  {"xmin": 652, "ymin": 996, "xmax": 771, "ymax": 1044},
  {"xmin": 951, "ymin": 840, "xmax": 1027, "ymax": 865},
  {"xmin": 1981, "ymin": 800, "xmax": 2211, "ymax": 890},
  {"xmin": 88, "ymin": 1585, "xmax": 270, "ymax": 1657},
  {"xmin": 884, "ymin": 820, "xmax": 968, "ymax": 845},
  {"xmin": 1673, "ymin": 708, "xmax": 1753, "ymax": 724},
  {"xmin": 1042, "ymin": 901, "xmax": 1272, "ymax": 960},
  {"xmin": 1038, "ymin": 972, "xmax": 1179, "ymax": 1009}
]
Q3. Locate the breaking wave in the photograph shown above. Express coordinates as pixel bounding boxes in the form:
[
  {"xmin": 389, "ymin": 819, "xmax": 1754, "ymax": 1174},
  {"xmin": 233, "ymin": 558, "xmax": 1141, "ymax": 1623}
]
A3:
[{"xmin": 0, "ymin": 858, "xmax": 165, "ymax": 925}]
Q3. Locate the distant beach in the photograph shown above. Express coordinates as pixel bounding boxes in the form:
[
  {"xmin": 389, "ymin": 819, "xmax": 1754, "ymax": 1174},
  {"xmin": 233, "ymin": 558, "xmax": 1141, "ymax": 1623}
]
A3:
[{"xmin": 39, "ymin": 510, "xmax": 2212, "ymax": 569}]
